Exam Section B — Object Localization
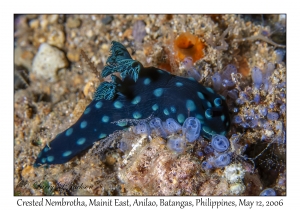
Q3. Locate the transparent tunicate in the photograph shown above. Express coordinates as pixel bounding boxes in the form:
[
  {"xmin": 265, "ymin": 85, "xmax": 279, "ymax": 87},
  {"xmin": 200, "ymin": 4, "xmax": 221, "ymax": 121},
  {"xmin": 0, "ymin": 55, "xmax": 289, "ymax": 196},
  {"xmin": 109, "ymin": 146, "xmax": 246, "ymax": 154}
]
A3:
[
  {"xmin": 182, "ymin": 117, "xmax": 201, "ymax": 142},
  {"xmin": 222, "ymin": 79, "xmax": 235, "ymax": 89},
  {"xmin": 133, "ymin": 122, "xmax": 151, "ymax": 136},
  {"xmin": 211, "ymin": 135, "xmax": 230, "ymax": 153},
  {"xmin": 263, "ymin": 63, "xmax": 275, "ymax": 91},
  {"xmin": 167, "ymin": 137, "xmax": 186, "ymax": 154},
  {"xmin": 213, "ymin": 153, "xmax": 231, "ymax": 168},
  {"xmin": 204, "ymin": 145, "xmax": 214, "ymax": 154},
  {"xmin": 212, "ymin": 72, "xmax": 222, "ymax": 91},
  {"xmin": 259, "ymin": 106, "xmax": 268, "ymax": 116},
  {"xmin": 280, "ymin": 104, "xmax": 286, "ymax": 114},
  {"xmin": 196, "ymin": 150, "xmax": 204, "ymax": 157},
  {"xmin": 253, "ymin": 94, "xmax": 260, "ymax": 104},
  {"xmin": 267, "ymin": 112, "xmax": 279, "ymax": 121},
  {"xmin": 201, "ymin": 161, "xmax": 213, "ymax": 170},
  {"xmin": 249, "ymin": 119, "xmax": 258, "ymax": 128},
  {"xmin": 187, "ymin": 68, "xmax": 201, "ymax": 82},
  {"xmin": 162, "ymin": 118, "xmax": 182, "ymax": 134},
  {"xmin": 222, "ymin": 64, "xmax": 237, "ymax": 81},
  {"xmin": 273, "ymin": 49, "xmax": 285, "ymax": 63},
  {"xmin": 251, "ymin": 67, "xmax": 263, "ymax": 89},
  {"xmin": 119, "ymin": 141, "xmax": 128, "ymax": 152},
  {"xmin": 233, "ymin": 115, "xmax": 243, "ymax": 124},
  {"xmin": 260, "ymin": 188, "xmax": 276, "ymax": 196},
  {"xmin": 228, "ymin": 89, "xmax": 238, "ymax": 100},
  {"xmin": 149, "ymin": 117, "xmax": 167, "ymax": 138}
]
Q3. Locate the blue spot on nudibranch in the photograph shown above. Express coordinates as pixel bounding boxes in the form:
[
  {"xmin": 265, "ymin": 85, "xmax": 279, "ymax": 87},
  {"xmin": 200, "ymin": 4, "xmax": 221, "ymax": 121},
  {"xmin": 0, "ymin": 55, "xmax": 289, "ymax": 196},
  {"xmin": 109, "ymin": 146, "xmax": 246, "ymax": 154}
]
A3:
[
  {"xmin": 77, "ymin": 137, "xmax": 86, "ymax": 145},
  {"xmin": 177, "ymin": 114, "xmax": 185, "ymax": 124},
  {"xmin": 186, "ymin": 100, "xmax": 196, "ymax": 111},
  {"xmin": 221, "ymin": 115, "xmax": 225, "ymax": 121},
  {"xmin": 207, "ymin": 101, "xmax": 212, "ymax": 107},
  {"xmin": 131, "ymin": 96, "xmax": 141, "ymax": 104},
  {"xmin": 205, "ymin": 109, "xmax": 213, "ymax": 119},
  {"xmin": 176, "ymin": 82, "xmax": 183, "ymax": 87},
  {"xmin": 80, "ymin": 121, "xmax": 87, "ymax": 128},
  {"xmin": 144, "ymin": 78, "xmax": 151, "ymax": 85},
  {"xmin": 102, "ymin": 115, "xmax": 110, "ymax": 123},
  {"xmin": 99, "ymin": 133, "xmax": 107, "ymax": 138},
  {"xmin": 203, "ymin": 126, "xmax": 212, "ymax": 134},
  {"xmin": 66, "ymin": 128, "xmax": 73, "ymax": 136},
  {"xmin": 170, "ymin": 106, "xmax": 176, "ymax": 113},
  {"xmin": 95, "ymin": 101, "xmax": 103, "ymax": 109},
  {"xmin": 62, "ymin": 151, "xmax": 72, "ymax": 157},
  {"xmin": 117, "ymin": 121, "xmax": 127, "ymax": 127},
  {"xmin": 197, "ymin": 91, "xmax": 205, "ymax": 100},
  {"xmin": 196, "ymin": 114, "xmax": 204, "ymax": 120},
  {"xmin": 133, "ymin": 111, "xmax": 142, "ymax": 119},
  {"xmin": 188, "ymin": 77, "xmax": 196, "ymax": 81},
  {"xmin": 84, "ymin": 107, "xmax": 91, "ymax": 114},
  {"xmin": 114, "ymin": 101, "xmax": 123, "ymax": 109},
  {"xmin": 47, "ymin": 156, "xmax": 54, "ymax": 162},
  {"xmin": 206, "ymin": 87, "xmax": 214, "ymax": 93},
  {"xmin": 158, "ymin": 70, "xmax": 164, "ymax": 74},
  {"xmin": 163, "ymin": 108, "xmax": 170, "ymax": 115},
  {"xmin": 44, "ymin": 147, "xmax": 49, "ymax": 152},
  {"xmin": 153, "ymin": 88, "xmax": 163, "ymax": 97},
  {"xmin": 214, "ymin": 98, "xmax": 222, "ymax": 107},
  {"xmin": 152, "ymin": 104, "xmax": 159, "ymax": 111}
]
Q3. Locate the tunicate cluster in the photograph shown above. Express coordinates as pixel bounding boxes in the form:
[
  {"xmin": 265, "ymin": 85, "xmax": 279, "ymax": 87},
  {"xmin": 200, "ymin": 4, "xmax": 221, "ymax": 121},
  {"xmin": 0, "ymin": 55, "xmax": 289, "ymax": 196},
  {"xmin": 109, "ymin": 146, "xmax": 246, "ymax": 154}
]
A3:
[
  {"xmin": 182, "ymin": 117, "xmax": 201, "ymax": 142},
  {"xmin": 201, "ymin": 135, "xmax": 231, "ymax": 170},
  {"xmin": 135, "ymin": 117, "xmax": 202, "ymax": 154}
]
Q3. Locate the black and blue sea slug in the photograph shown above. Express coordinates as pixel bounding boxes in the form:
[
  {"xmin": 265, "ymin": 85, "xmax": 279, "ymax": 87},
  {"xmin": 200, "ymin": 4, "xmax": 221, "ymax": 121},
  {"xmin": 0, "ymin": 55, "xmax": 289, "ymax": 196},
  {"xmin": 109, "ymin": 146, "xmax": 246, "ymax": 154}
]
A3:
[{"xmin": 34, "ymin": 41, "xmax": 230, "ymax": 166}]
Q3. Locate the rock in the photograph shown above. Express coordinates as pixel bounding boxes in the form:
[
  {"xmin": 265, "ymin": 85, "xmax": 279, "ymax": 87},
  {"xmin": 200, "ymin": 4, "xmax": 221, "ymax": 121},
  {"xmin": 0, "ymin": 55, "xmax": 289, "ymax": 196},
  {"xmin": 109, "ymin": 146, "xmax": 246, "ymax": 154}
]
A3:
[
  {"xmin": 14, "ymin": 47, "xmax": 34, "ymax": 71},
  {"xmin": 67, "ymin": 49, "xmax": 80, "ymax": 62},
  {"xmin": 29, "ymin": 19, "xmax": 39, "ymax": 29},
  {"xmin": 66, "ymin": 17, "xmax": 81, "ymax": 28},
  {"xmin": 32, "ymin": 43, "xmax": 68, "ymax": 81},
  {"xmin": 101, "ymin": 15, "xmax": 113, "ymax": 25},
  {"xmin": 47, "ymin": 26, "xmax": 65, "ymax": 49}
]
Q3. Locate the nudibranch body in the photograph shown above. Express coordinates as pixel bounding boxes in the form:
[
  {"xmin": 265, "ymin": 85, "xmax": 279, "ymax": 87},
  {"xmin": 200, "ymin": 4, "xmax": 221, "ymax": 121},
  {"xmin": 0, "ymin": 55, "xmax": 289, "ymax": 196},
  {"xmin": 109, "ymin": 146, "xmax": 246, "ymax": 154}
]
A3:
[{"xmin": 34, "ymin": 41, "xmax": 230, "ymax": 166}]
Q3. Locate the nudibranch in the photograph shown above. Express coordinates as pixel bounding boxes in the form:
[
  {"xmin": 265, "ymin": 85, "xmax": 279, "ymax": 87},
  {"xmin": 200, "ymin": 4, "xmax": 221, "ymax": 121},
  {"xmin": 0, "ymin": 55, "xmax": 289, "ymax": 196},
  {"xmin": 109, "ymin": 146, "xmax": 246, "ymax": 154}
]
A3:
[{"xmin": 34, "ymin": 41, "xmax": 230, "ymax": 166}]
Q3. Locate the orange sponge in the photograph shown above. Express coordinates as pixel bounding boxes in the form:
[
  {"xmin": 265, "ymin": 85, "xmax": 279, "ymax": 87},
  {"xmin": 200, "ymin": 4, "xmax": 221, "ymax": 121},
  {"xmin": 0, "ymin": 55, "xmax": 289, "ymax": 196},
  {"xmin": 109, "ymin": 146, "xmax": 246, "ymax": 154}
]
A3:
[{"xmin": 174, "ymin": 32, "xmax": 205, "ymax": 62}]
